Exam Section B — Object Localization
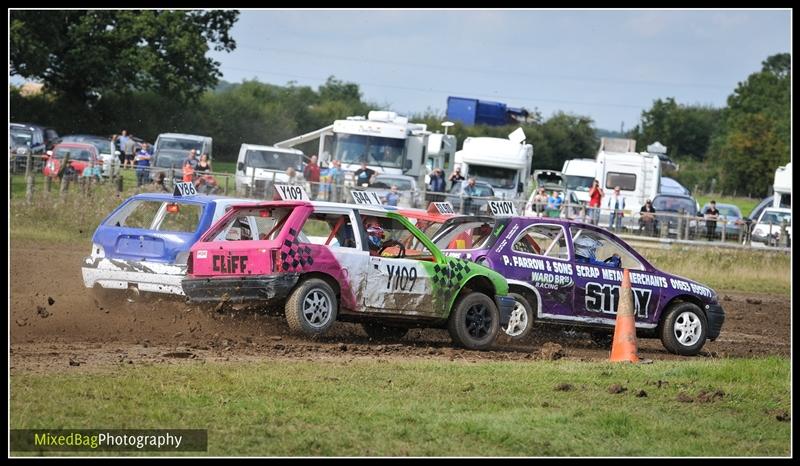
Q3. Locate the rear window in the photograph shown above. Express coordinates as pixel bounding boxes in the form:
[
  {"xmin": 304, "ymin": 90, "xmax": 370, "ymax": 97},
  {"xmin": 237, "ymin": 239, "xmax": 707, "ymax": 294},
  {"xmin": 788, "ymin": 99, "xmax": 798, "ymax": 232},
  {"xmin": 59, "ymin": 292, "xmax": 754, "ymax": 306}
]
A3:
[
  {"xmin": 433, "ymin": 220, "xmax": 499, "ymax": 250},
  {"xmin": 606, "ymin": 172, "xmax": 636, "ymax": 191},
  {"xmin": 54, "ymin": 147, "xmax": 93, "ymax": 161},
  {"xmin": 245, "ymin": 150, "xmax": 302, "ymax": 171},
  {"xmin": 105, "ymin": 200, "xmax": 204, "ymax": 233},
  {"xmin": 654, "ymin": 197, "xmax": 696, "ymax": 215}
]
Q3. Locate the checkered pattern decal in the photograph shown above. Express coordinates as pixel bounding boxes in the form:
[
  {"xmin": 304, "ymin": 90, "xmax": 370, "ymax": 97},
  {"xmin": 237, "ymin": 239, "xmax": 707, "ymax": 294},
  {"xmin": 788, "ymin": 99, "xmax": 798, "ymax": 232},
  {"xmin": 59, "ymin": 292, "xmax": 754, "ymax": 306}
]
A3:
[
  {"xmin": 279, "ymin": 227, "xmax": 314, "ymax": 272},
  {"xmin": 431, "ymin": 258, "xmax": 473, "ymax": 304}
]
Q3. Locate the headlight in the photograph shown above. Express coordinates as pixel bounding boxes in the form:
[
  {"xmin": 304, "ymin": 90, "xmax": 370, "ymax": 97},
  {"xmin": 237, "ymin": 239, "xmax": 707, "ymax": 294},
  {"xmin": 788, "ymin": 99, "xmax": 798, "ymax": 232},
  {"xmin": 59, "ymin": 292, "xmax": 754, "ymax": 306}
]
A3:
[{"xmin": 91, "ymin": 243, "xmax": 105, "ymax": 258}]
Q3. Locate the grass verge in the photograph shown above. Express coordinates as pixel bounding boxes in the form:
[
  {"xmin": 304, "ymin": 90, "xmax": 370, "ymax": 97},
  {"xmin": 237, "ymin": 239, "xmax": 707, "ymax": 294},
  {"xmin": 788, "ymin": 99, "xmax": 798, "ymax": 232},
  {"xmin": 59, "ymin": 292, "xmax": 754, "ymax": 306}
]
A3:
[{"xmin": 10, "ymin": 357, "xmax": 790, "ymax": 456}]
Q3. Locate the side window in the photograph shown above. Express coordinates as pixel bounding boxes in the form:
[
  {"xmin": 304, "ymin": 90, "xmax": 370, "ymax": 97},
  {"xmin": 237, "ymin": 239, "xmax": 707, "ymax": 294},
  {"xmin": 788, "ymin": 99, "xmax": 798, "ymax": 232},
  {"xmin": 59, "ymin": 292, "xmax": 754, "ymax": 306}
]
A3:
[
  {"xmin": 570, "ymin": 226, "xmax": 643, "ymax": 270},
  {"xmin": 301, "ymin": 213, "xmax": 358, "ymax": 248},
  {"xmin": 360, "ymin": 214, "xmax": 433, "ymax": 259},
  {"xmin": 512, "ymin": 224, "xmax": 568, "ymax": 260},
  {"xmin": 158, "ymin": 204, "xmax": 203, "ymax": 233}
]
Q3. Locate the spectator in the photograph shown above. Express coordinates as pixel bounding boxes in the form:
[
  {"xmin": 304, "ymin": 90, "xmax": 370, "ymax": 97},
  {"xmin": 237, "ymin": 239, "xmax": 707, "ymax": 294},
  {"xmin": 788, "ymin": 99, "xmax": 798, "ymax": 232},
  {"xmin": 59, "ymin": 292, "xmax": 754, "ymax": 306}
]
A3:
[
  {"xmin": 429, "ymin": 167, "xmax": 446, "ymax": 203},
  {"xmin": 285, "ymin": 166, "xmax": 298, "ymax": 185},
  {"xmin": 182, "ymin": 149, "xmax": 198, "ymax": 183},
  {"xmin": 531, "ymin": 187, "xmax": 548, "ymax": 217},
  {"xmin": 462, "ymin": 176, "xmax": 480, "ymax": 215},
  {"xmin": 607, "ymin": 186, "xmax": 626, "ymax": 232},
  {"xmin": 588, "ymin": 179, "xmax": 604, "ymax": 225},
  {"xmin": 329, "ymin": 160, "xmax": 345, "ymax": 203},
  {"xmin": 151, "ymin": 171, "xmax": 169, "ymax": 193},
  {"xmin": 448, "ymin": 166, "xmax": 465, "ymax": 191},
  {"xmin": 134, "ymin": 143, "xmax": 152, "ymax": 187},
  {"xmin": 385, "ymin": 185, "xmax": 401, "ymax": 206},
  {"xmin": 82, "ymin": 159, "xmax": 103, "ymax": 183},
  {"xmin": 704, "ymin": 200, "xmax": 720, "ymax": 241},
  {"xmin": 111, "ymin": 134, "xmax": 123, "ymax": 167},
  {"xmin": 116, "ymin": 130, "xmax": 129, "ymax": 166},
  {"xmin": 546, "ymin": 191, "xmax": 563, "ymax": 217},
  {"xmin": 319, "ymin": 162, "xmax": 332, "ymax": 201},
  {"xmin": 640, "ymin": 199, "xmax": 657, "ymax": 236},
  {"xmin": 353, "ymin": 161, "xmax": 375, "ymax": 187},
  {"xmin": 195, "ymin": 153, "xmax": 218, "ymax": 193},
  {"xmin": 123, "ymin": 133, "xmax": 136, "ymax": 170},
  {"xmin": 303, "ymin": 155, "xmax": 321, "ymax": 200}
]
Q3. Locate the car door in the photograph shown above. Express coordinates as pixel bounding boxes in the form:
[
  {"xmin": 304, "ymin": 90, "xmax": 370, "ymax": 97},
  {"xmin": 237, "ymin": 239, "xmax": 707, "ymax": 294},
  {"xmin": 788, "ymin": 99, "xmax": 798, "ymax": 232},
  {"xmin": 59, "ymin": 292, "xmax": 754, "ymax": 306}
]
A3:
[
  {"xmin": 361, "ymin": 214, "xmax": 438, "ymax": 317},
  {"xmin": 499, "ymin": 221, "xmax": 576, "ymax": 321},
  {"xmin": 570, "ymin": 226, "xmax": 661, "ymax": 327}
]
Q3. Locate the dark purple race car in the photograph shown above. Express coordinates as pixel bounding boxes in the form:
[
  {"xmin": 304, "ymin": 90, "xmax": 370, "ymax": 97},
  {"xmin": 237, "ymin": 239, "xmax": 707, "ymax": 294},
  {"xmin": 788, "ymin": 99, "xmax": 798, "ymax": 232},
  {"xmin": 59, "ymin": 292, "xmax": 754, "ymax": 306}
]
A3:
[{"xmin": 432, "ymin": 216, "xmax": 725, "ymax": 356}]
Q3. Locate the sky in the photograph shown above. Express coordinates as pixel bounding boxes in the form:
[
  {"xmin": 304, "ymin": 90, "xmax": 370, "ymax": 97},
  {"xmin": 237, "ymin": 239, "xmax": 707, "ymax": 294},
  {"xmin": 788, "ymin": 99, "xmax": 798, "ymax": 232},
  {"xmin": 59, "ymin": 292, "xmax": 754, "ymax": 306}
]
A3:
[{"xmin": 207, "ymin": 9, "xmax": 791, "ymax": 131}]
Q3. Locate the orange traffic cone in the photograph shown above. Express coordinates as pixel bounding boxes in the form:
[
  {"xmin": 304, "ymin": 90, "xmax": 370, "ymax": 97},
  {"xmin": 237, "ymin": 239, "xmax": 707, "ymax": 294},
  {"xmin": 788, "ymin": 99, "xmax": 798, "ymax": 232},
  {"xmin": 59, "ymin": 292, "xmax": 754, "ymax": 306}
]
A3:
[{"xmin": 609, "ymin": 268, "xmax": 640, "ymax": 363}]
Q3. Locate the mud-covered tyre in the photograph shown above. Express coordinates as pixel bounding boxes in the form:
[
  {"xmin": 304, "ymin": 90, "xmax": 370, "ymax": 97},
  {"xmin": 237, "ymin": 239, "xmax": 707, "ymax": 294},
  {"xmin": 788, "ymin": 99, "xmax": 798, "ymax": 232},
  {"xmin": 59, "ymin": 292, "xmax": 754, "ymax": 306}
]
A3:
[
  {"xmin": 659, "ymin": 302, "xmax": 708, "ymax": 356},
  {"xmin": 504, "ymin": 293, "xmax": 534, "ymax": 340},
  {"xmin": 447, "ymin": 293, "xmax": 500, "ymax": 350},
  {"xmin": 285, "ymin": 278, "xmax": 338, "ymax": 336},
  {"xmin": 361, "ymin": 322, "xmax": 409, "ymax": 341}
]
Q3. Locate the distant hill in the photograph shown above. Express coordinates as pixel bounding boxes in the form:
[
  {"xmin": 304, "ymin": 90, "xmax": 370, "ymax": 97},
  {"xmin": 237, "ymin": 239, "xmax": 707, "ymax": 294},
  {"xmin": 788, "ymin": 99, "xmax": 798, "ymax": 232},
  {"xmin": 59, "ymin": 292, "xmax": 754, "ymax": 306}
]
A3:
[
  {"xmin": 594, "ymin": 128, "xmax": 629, "ymax": 139},
  {"xmin": 213, "ymin": 80, "xmax": 237, "ymax": 93}
]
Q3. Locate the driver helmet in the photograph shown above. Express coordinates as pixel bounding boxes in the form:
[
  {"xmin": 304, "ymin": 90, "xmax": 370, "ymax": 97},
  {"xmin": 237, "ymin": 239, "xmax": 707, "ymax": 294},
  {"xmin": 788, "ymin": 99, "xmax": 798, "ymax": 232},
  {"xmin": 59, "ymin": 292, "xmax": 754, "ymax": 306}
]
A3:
[
  {"xmin": 574, "ymin": 235, "xmax": 602, "ymax": 261},
  {"xmin": 366, "ymin": 224, "xmax": 385, "ymax": 250}
]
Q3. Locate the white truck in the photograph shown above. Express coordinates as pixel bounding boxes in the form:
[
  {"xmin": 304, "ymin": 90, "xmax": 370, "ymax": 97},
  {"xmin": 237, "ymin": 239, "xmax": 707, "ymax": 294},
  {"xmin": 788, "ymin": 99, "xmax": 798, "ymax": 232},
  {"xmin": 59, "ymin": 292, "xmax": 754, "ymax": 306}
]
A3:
[
  {"xmin": 274, "ymin": 111, "xmax": 457, "ymax": 189},
  {"xmin": 773, "ymin": 162, "xmax": 791, "ymax": 208},
  {"xmin": 452, "ymin": 128, "xmax": 533, "ymax": 200},
  {"xmin": 234, "ymin": 144, "xmax": 306, "ymax": 196},
  {"xmin": 596, "ymin": 137, "xmax": 661, "ymax": 226},
  {"xmin": 561, "ymin": 158, "xmax": 598, "ymax": 204}
]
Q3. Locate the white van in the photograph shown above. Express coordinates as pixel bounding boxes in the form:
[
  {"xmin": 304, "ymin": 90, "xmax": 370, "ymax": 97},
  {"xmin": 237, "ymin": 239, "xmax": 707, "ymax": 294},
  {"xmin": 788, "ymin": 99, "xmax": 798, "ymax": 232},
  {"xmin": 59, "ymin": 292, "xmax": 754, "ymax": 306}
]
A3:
[
  {"xmin": 561, "ymin": 158, "xmax": 598, "ymax": 204},
  {"xmin": 235, "ymin": 144, "xmax": 305, "ymax": 195},
  {"xmin": 596, "ymin": 150, "xmax": 661, "ymax": 226}
]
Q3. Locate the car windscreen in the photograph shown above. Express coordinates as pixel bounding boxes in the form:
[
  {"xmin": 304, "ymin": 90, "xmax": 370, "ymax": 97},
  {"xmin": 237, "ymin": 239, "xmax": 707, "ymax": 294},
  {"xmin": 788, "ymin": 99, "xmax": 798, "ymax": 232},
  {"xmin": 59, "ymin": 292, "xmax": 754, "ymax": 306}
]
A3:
[
  {"xmin": 465, "ymin": 184, "xmax": 494, "ymax": 197},
  {"xmin": 467, "ymin": 165, "xmax": 517, "ymax": 190},
  {"xmin": 10, "ymin": 128, "xmax": 33, "ymax": 148},
  {"xmin": 157, "ymin": 138, "xmax": 204, "ymax": 153},
  {"xmin": 53, "ymin": 147, "xmax": 92, "ymax": 161},
  {"xmin": 433, "ymin": 219, "xmax": 499, "ymax": 250},
  {"xmin": 62, "ymin": 136, "xmax": 111, "ymax": 154},
  {"xmin": 104, "ymin": 200, "xmax": 204, "ymax": 233},
  {"xmin": 759, "ymin": 211, "xmax": 791, "ymax": 225},
  {"xmin": 154, "ymin": 151, "xmax": 186, "ymax": 168},
  {"xmin": 653, "ymin": 197, "xmax": 696, "ymax": 214},
  {"xmin": 565, "ymin": 175, "xmax": 594, "ymax": 192},
  {"xmin": 711, "ymin": 205, "xmax": 740, "ymax": 218},
  {"xmin": 245, "ymin": 150, "xmax": 303, "ymax": 171}
]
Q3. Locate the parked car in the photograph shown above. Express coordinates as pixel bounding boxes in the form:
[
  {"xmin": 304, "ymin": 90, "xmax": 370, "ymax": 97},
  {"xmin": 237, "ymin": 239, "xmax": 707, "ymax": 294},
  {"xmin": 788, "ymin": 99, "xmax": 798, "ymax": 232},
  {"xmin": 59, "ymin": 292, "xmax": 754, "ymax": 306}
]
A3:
[
  {"xmin": 42, "ymin": 143, "xmax": 99, "ymax": 178},
  {"xmin": 151, "ymin": 133, "xmax": 212, "ymax": 181},
  {"xmin": 17, "ymin": 122, "xmax": 59, "ymax": 150},
  {"xmin": 433, "ymin": 215, "xmax": 725, "ymax": 355},
  {"xmin": 82, "ymin": 192, "xmax": 256, "ymax": 302},
  {"xmin": 53, "ymin": 134, "xmax": 119, "ymax": 178},
  {"xmin": 749, "ymin": 207, "xmax": 791, "ymax": 247},
  {"xmin": 651, "ymin": 194, "xmax": 701, "ymax": 238},
  {"xmin": 747, "ymin": 195, "xmax": 791, "ymax": 227},
  {"xmin": 182, "ymin": 200, "xmax": 515, "ymax": 350},
  {"xmin": 360, "ymin": 174, "xmax": 421, "ymax": 208},
  {"xmin": 9, "ymin": 123, "xmax": 50, "ymax": 173},
  {"xmin": 701, "ymin": 203, "xmax": 743, "ymax": 240},
  {"xmin": 660, "ymin": 177, "xmax": 691, "ymax": 196},
  {"xmin": 445, "ymin": 180, "xmax": 497, "ymax": 215}
]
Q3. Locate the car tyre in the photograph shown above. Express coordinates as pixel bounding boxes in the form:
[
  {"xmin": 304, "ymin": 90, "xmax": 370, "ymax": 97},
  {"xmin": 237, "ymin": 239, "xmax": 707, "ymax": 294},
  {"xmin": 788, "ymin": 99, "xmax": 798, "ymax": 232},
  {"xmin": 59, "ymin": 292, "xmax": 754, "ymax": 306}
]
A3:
[
  {"xmin": 659, "ymin": 302, "xmax": 708, "ymax": 356},
  {"xmin": 504, "ymin": 293, "xmax": 534, "ymax": 340},
  {"xmin": 447, "ymin": 293, "xmax": 500, "ymax": 350},
  {"xmin": 285, "ymin": 278, "xmax": 337, "ymax": 336},
  {"xmin": 361, "ymin": 322, "xmax": 409, "ymax": 341}
]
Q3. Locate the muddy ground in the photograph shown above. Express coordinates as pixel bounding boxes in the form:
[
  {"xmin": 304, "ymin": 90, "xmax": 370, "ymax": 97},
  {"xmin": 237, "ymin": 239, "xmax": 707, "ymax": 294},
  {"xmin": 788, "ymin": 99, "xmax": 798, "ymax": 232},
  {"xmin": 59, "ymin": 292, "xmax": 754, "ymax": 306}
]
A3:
[{"xmin": 10, "ymin": 241, "xmax": 791, "ymax": 373}]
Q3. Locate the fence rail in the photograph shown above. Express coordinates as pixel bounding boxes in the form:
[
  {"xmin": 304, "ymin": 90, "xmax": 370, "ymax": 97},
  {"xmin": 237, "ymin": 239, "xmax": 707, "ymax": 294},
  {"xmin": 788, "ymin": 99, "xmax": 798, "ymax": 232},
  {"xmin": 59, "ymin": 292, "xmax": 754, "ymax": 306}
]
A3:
[{"xmin": 10, "ymin": 155, "xmax": 790, "ymax": 251}]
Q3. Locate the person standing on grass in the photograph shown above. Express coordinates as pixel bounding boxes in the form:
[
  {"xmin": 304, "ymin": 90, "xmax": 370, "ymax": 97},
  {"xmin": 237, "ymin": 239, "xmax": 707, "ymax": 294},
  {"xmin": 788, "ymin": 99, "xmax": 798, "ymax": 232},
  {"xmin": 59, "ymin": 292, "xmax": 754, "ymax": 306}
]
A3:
[
  {"xmin": 133, "ymin": 143, "xmax": 152, "ymax": 187},
  {"xmin": 123, "ymin": 132, "xmax": 136, "ymax": 170},
  {"xmin": 588, "ymin": 179, "xmax": 604, "ymax": 225},
  {"xmin": 303, "ymin": 154, "xmax": 321, "ymax": 200},
  {"xmin": 607, "ymin": 186, "xmax": 625, "ymax": 232},
  {"xmin": 704, "ymin": 200, "xmax": 720, "ymax": 241}
]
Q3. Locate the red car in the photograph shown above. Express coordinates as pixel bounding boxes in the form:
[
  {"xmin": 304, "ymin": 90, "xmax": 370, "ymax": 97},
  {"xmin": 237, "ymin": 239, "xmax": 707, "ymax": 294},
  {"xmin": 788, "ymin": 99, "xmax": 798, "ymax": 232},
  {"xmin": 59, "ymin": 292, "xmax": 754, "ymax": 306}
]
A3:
[{"xmin": 42, "ymin": 143, "xmax": 100, "ymax": 177}]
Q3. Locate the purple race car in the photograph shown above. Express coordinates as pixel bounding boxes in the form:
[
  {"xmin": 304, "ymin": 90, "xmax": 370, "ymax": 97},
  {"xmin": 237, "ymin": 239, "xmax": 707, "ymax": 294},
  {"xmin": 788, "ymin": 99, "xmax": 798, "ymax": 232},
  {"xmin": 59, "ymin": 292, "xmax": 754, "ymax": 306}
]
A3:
[{"xmin": 432, "ymin": 215, "xmax": 725, "ymax": 356}]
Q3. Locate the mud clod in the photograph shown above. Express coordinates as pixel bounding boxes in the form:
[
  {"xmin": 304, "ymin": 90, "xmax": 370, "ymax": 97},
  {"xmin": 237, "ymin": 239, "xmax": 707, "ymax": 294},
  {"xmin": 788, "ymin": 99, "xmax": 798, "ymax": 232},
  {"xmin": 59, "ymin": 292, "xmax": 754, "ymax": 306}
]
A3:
[
  {"xmin": 608, "ymin": 384, "xmax": 627, "ymax": 394},
  {"xmin": 540, "ymin": 342, "xmax": 564, "ymax": 360},
  {"xmin": 677, "ymin": 392, "xmax": 694, "ymax": 403},
  {"xmin": 635, "ymin": 390, "xmax": 648, "ymax": 398},
  {"xmin": 36, "ymin": 306, "xmax": 50, "ymax": 318},
  {"xmin": 47, "ymin": 297, "xmax": 55, "ymax": 306},
  {"xmin": 554, "ymin": 383, "xmax": 573, "ymax": 392}
]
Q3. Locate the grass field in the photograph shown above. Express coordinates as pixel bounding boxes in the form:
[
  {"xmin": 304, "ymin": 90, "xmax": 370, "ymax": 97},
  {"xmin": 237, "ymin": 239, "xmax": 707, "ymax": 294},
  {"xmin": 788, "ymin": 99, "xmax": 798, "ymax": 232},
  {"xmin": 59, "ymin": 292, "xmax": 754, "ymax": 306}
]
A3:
[{"xmin": 11, "ymin": 357, "xmax": 790, "ymax": 456}]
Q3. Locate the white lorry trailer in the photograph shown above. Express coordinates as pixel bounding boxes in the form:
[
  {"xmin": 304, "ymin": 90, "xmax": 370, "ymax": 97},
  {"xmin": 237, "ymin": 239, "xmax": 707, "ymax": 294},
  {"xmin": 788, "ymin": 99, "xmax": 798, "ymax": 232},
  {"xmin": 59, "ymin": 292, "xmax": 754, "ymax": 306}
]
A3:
[
  {"xmin": 452, "ymin": 128, "xmax": 532, "ymax": 200},
  {"xmin": 773, "ymin": 162, "xmax": 791, "ymax": 208},
  {"xmin": 596, "ymin": 137, "xmax": 661, "ymax": 227},
  {"xmin": 562, "ymin": 158, "xmax": 598, "ymax": 204},
  {"xmin": 274, "ymin": 111, "xmax": 456, "ymax": 189}
]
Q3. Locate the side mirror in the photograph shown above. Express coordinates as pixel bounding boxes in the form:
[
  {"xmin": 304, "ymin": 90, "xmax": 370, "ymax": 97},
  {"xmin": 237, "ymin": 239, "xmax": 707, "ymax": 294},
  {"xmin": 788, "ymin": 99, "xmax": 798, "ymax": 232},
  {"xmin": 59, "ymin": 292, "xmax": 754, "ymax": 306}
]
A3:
[
  {"xmin": 404, "ymin": 160, "xmax": 412, "ymax": 170},
  {"xmin": 237, "ymin": 162, "xmax": 244, "ymax": 172}
]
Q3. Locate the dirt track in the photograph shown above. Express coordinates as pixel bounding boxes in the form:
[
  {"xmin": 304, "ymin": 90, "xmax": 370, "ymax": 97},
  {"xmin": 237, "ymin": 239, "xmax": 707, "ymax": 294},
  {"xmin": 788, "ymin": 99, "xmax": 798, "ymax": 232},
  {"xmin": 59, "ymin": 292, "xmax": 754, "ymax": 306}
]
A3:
[{"xmin": 10, "ymin": 241, "xmax": 791, "ymax": 372}]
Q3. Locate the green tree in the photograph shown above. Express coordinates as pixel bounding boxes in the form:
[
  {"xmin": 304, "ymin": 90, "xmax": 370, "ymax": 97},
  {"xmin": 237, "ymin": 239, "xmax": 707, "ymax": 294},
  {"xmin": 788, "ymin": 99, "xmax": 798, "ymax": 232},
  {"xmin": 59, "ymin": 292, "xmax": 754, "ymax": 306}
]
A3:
[
  {"xmin": 636, "ymin": 98, "xmax": 720, "ymax": 160},
  {"xmin": 709, "ymin": 53, "xmax": 790, "ymax": 196},
  {"xmin": 10, "ymin": 10, "xmax": 238, "ymax": 104}
]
